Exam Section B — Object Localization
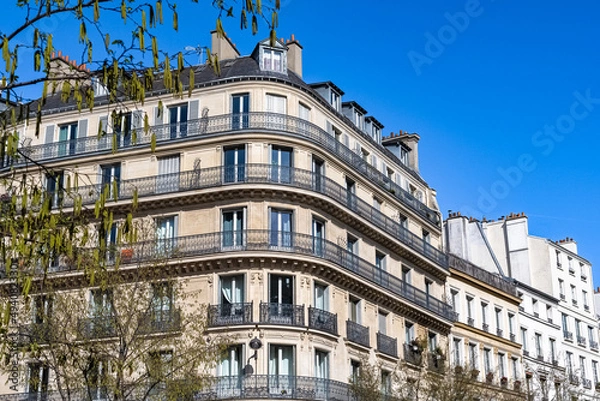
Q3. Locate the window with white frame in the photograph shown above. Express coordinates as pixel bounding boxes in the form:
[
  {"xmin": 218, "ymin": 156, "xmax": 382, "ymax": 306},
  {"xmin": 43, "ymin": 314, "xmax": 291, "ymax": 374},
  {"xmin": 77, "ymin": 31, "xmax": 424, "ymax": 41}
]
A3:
[
  {"xmin": 262, "ymin": 48, "xmax": 285, "ymax": 72},
  {"xmin": 452, "ymin": 338, "xmax": 462, "ymax": 366}
]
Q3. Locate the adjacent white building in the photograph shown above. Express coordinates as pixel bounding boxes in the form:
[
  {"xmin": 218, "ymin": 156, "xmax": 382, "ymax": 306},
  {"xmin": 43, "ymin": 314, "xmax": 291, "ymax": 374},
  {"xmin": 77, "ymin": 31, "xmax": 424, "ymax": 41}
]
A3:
[{"xmin": 445, "ymin": 212, "xmax": 600, "ymax": 400}]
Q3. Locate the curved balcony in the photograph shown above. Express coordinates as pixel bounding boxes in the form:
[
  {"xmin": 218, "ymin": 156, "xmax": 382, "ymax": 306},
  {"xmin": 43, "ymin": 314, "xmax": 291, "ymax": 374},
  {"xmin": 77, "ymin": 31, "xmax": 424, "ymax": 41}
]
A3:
[
  {"xmin": 15, "ymin": 112, "xmax": 440, "ymax": 227},
  {"xmin": 0, "ymin": 375, "xmax": 398, "ymax": 401},
  {"xmin": 59, "ymin": 164, "xmax": 447, "ymax": 269},
  {"xmin": 208, "ymin": 303, "xmax": 253, "ymax": 327},
  {"xmin": 47, "ymin": 230, "xmax": 455, "ymax": 321}
]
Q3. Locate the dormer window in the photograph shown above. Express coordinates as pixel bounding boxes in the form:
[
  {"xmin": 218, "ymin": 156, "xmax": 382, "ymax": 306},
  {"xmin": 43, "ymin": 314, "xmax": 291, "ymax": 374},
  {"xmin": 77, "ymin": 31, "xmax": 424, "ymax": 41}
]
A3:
[
  {"xmin": 263, "ymin": 48, "xmax": 284, "ymax": 72},
  {"xmin": 330, "ymin": 91, "xmax": 341, "ymax": 111}
]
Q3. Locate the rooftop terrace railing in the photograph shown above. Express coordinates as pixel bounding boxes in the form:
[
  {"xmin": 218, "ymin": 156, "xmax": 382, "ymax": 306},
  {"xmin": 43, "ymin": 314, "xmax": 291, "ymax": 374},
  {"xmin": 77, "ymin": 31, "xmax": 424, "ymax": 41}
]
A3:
[
  {"xmin": 14, "ymin": 112, "xmax": 440, "ymax": 227},
  {"xmin": 448, "ymin": 254, "xmax": 516, "ymax": 296}
]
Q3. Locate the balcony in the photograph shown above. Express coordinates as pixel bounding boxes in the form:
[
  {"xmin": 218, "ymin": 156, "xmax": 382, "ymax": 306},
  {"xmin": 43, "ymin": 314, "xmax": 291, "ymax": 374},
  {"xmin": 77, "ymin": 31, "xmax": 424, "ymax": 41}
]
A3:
[
  {"xmin": 577, "ymin": 336, "xmax": 587, "ymax": 347},
  {"xmin": 564, "ymin": 331, "xmax": 573, "ymax": 341},
  {"xmin": 584, "ymin": 304, "xmax": 590, "ymax": 311},
  {"xmin": 536, "ymin": 354, "xmax": 545, "ymax": 362},
  {"xmin": 582, "ymin": 378, "xmax": 592, "ymax": 389},
  {"xmin": 510, "ymin": 333, "xmax": 516, "ymax": 342},
  {"xmin": 78, "ymin": 315, "xmax": 116, "ymax": 339},
  {"xmin": 35, "ymin": 230, "xmax": 455, "ymax": 322},
  {"xmin": 308, "ymin": 307, "xmax": 338, "ymax": 336},
  {"xmin": 560, "ymin": 293, "xmax": 566, "ymax": 300},
  {"xmin": 569, "ymin": 374, "xmax": 580, "ymax": 385},
  {"xmin": 15, "ymin": 112, "xmax": 441, "ymax": 227},
  {"xmin": 376, "ymin": 332, "xmax": 398, "ymax": 358},
  {"xmin": 0, "ymin": 375, "xmax": 396, "ymax": 401},
  {"xmin": 43, "ymin": 164, "xmax": 447, "ymax": 271},
  {"xmin": 496, "ymin": 328, "xmax": 503, "ymax": 337},
  {"xmin": 260, "ymin": 303, "xmax": 305, "ymax": 327},
  {"xmin": 523, "ymin": 350, "xmax": 529, "ymax": 357},
  {"xmin": 482, "ymin": 323, "xmax": 489, "ymax": 333},
  {"xmin": 207, "ymin": 303, "xmax": 253, "ymax": 327},
  {"xmin": 467, "ymin": 317, "xmax": 474, "ymax": 327},
  {"xmin": 19, "ymin": 322, "xmax": 54, "ymax": 345},
  {"xmin": 346, "ymin": 320, "xmax": 370, "ymax": 348},
  {"xmin": 403, "ymin": 343, "xmax": 423, "ymax": 366},
  {"xmin": 590, "ymin": 340, "xmax": 599, "ymax": 350},
  {"xmin": 448, "ymin": 255, "xmax": 516, "ymax": 296},
  {"xmin": 427, "ymin": 355, "xmax": 445, "ymax": 373},
  {"xmin": 138, "ymin": 309, "xmax": 181, "ymax": 334}
]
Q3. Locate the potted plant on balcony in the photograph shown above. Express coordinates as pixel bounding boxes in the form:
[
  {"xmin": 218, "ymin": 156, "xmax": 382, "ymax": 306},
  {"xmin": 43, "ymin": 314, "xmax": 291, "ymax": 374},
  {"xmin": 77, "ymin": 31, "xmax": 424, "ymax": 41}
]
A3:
[
  {"xmin": 500, "ymin": 376, "xmax": 508, "ymax": 387},
  {"xmin": 514, "ymin": 380, "xmax": 522, "ymax": 390},
  {"xmin": 410, "ymin": 337, "xmax": 426, "ymax": 354},
  {"xmin": 595, "ymin": 382, "xmax": 600, "ymax": 392},
  {"xmin": 454, "ymin": 366, "xmax": 464, "ymax": 375},
  {"xmin": 121, "ymin": 248, "xmax": 134, "ymax": 263},
  {"xmin": 486, "ymin": 372, "xmax": 494, "ymax": 383},
  {"xmin": 432, "ymin": 345, "xmax": 446, "ymax": 360},
  {"xmin": 470, "ymin": 369, "xmax": 480, "ymax": 379}
]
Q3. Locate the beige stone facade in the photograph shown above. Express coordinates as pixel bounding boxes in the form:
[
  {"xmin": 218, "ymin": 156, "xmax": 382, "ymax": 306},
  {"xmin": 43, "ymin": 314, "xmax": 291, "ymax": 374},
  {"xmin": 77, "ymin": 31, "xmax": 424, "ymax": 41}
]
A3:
[{"xmin": 0, "ymin": 33, "xmax": 455, "ymax": 399}]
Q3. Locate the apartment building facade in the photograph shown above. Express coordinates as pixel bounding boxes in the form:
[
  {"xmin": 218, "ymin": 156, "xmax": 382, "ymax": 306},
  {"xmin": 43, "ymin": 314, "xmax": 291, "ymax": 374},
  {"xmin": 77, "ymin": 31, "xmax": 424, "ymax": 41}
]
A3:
[
  {"xmin": 0, "ymin": 32, "xmax": 455, "ymax": 399},
  {"xmin": 446, "ymin": 212, "xmax": 600, "ymax": 400}
]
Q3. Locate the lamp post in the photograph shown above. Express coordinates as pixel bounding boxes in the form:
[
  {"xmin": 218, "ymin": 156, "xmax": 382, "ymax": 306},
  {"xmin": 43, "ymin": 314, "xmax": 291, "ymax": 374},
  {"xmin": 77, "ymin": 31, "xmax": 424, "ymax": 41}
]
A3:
[{"xmin": 244, "ymin": 337, "xmax": 263, "ymax": 391}]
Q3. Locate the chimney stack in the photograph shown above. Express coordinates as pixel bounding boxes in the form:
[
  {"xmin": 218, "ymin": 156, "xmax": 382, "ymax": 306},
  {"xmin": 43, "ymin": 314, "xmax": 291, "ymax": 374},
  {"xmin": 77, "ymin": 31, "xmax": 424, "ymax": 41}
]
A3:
[
  {"xmin": 286, "ymin": 34, "xmax": 303, "ymax": 78},
  {"xmin": 210, "ymin": 30, "xmax": 240, "ymax": 62}
]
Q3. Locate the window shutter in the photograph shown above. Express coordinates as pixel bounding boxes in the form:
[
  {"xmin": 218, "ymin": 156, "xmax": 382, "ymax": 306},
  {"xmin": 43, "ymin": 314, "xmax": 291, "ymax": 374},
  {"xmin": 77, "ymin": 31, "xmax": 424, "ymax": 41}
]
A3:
[
  {"xmin": 78, "ymin": 119, "xmax": 88, "ymax": 137},
  {"xmin": 189, "ymin": 100, "xmax": 199, "ymax": 121},
  {"xmin": 154, "ymin": 106, "xmax": 163, "ymax": 125},
  {"xmin": 44, "ymin": 125, "xmax": 55, "ymax": 144}
]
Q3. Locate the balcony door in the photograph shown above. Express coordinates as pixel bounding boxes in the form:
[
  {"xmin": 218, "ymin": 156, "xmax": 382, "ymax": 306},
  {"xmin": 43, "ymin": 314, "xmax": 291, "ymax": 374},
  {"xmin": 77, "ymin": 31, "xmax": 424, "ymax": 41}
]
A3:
[
  {"xmin": 157, "ymin": 155, "xmax": 180, "ymax": 193},
  {"xmin": 224, "ymin": 145, "xmax": 246, "ymax": 183},
  {"xmin": 312, "ymin": 219, "xmax": 325, "ymax": 257},
  {"xmin": 270, "ymin": 209, "xmax": 293, "ymax": 248},
  {"xmin": 270, "ymin": 146, "xmax": 292, "ymax": 184},
  {"xmin": 315, "ymin": 350, "xmax": 329, "ymax": 398},
  {"xmin": 217, "ymin": 345, "xmax": 243, "ymax": 397},
  {"xmin": 222, "ymin": 209, "xmax": 245, "ymax": 249},
  {"xmin": 269, "ymin": 345, "xmax": 295, "ymax": 395},
  {"xmin": 100, "ymin": 163, "xmax": 121, "ymax": 200},
  {"xmin": 232, "ymin": 94, "xmax": 249, "ymax": 130},
  {"xmin": 113, "ymin": 112, "xmax": 132, "ymax": 147},
  {"xmin": 312, "ymin": 157, "xmax": 324, "ymax": 193},
  {"xmin": 266, "ymin": 94, "xmax": 287, "ymax": 130},
  {"xmin": 169, "ymin": 103, "xmax": 188, "ymax": 138},
  {"xmin": 269, "ymin": 275, "xmax": 294, "ymax": 324},
  {"xmin": 58, "ymin": 122, "xmax": 78, "ymax": 156},
  {"xmin": 27, "ymin": 364, "xmax": 49, "ymax": 400},
  {"xmin": 220, "ymin": 275, "xmax": 245, "ymax": 324},
  {"xmin": 156, "ymin": 216, "xmax": 177, "ymax": 255}
]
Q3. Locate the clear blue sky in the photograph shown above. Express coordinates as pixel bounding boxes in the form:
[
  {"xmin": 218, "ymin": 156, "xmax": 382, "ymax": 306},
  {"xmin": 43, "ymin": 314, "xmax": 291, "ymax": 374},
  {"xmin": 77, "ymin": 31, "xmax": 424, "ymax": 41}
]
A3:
[{"xmin": 3, "ymin": 1, "xmax": 600, "ymax": 284}]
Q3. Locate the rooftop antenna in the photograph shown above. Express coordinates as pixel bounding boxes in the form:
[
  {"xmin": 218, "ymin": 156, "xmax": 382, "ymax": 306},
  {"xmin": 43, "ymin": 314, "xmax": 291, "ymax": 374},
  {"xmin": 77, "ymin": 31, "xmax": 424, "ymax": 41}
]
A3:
[{"xmin": 184, "ymin": 45, "xmax": 206, "ymax": 65}]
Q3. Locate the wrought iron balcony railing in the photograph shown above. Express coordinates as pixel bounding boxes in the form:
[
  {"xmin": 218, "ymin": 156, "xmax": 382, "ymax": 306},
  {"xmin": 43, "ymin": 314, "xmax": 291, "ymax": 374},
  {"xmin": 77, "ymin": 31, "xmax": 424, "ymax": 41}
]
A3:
[
  {"xmin": 208, "ymin": 303, "xmax": 253, "ymax": 327},
  {"xmin": 14, "ymin": 112, "xmax": 440, "ymax": 227},
  {"xmin": 590, "ymin": 340, "xmax": 599, "ymax": 350},
  {"xmin": 18, "ymin": 322, "xmax": 54, "ymax": 345},
  {"xmin": 577, "ymin": 336, "xmax": 587, "ymax": 347},
  {"xmin": 427, "ymin": 354, "xmax": 445, "ymax": 373},
  {"xmin": 564, "ymin": 331, "xmax": 573, "ymax": 341},
  {"xmin": 0, "ymin": 374, "xmax": 401, "ymax": 401},
  {"xmin": 583, "ymin": 378, "xmax": 592, "ymax": 389},
  {"xmin": 403, "ymin": 343, "xmax": 423, "ymax": 366},
  {"xmin": 308, "ymin": 307, "xmax": 338, "ymax": 336},
  {"xmin": 38, "ymin": 230, "xmax": 455, "ymax": 321},
  {"xmin": 260, "ymin": 302, "xmax": 305, "ymax": 327},
  {"xmin": 138, "ymin": 309, "xmax": 181, "ymax": 334},
  {"xmin": 53, "ymin": 164, "xmax": 446, "ymax": 269},
  {"xmin": 78, "ymin": 315, "xmax": 117, "ymax": 339},
  {"xmin": 346, "ymin": 320, "xmax": 370, "ymax": 347},
  {"xmin": 376, "ymin": 332, "xmax": 398, "ymax": 358}
]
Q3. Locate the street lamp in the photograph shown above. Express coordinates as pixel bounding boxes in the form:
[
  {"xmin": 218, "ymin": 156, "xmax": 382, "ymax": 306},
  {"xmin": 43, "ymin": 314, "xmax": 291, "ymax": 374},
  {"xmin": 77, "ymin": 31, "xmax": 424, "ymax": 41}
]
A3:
[{"xmin": 243, "ymin": 337, "xmax": 262, "ymax": 376}]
